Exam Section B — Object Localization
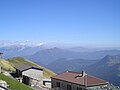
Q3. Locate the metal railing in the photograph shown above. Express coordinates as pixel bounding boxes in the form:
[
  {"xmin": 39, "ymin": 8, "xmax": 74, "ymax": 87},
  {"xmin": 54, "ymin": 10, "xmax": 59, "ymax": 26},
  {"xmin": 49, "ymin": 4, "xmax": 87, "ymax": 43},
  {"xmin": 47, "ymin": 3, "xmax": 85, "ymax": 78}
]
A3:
[{"xmin": 0, "ymin": 85, "xmax": 9, "ymax": 90}]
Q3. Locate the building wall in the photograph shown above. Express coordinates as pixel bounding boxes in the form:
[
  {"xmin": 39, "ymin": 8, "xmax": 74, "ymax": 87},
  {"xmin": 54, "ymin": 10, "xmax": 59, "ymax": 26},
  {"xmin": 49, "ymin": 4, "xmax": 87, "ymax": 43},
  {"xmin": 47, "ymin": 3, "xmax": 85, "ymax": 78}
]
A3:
[
  {"xmin": 43, "ymin": 79, "xmax": 51, "ymax": 88},
  {"xmin": 16, "ymin": 69, "xmax": 22, "ymax": 77},
  {"xmin": 52, "ymin": 78, "xmax": 107, "ymax": 90},
  {"xmin": 22, "ymin": 68, "xmax": 43, "ymax": 85},
  {"xmin": 22, "ymin": 75, "xmax": 30, "ymax": 85},
  {"xmin": 87, "ymin": 85, "xmax": 107, "ymax": 90},
  {"xmin": 51, "ymin": 78, "xmax": 85, "ymax": 90}
]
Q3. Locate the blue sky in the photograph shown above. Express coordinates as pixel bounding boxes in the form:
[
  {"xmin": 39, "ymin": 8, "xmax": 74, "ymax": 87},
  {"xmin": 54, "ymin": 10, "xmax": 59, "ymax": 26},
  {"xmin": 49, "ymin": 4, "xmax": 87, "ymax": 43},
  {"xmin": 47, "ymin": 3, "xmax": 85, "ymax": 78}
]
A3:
[{"xmin": 0, "ymin": 0, "xmax": 120, "ymax": 47}]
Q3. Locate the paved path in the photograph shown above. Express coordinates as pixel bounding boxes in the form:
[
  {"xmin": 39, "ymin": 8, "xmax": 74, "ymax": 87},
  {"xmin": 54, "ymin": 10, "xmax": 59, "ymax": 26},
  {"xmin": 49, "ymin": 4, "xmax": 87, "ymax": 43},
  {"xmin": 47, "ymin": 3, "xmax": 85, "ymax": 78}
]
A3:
[{"xmin": 3, "ymin": 71, "xmax": 14, "ymax": 78}]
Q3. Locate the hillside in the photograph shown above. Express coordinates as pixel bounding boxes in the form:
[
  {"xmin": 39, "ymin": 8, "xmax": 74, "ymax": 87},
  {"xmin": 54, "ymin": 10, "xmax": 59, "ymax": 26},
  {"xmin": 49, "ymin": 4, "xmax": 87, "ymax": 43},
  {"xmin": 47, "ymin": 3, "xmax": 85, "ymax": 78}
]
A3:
[
  {"xmin": 0, "ymin": 73, "xmax": 32, "ymax": 90},
  {"xmin": 26, "ymin": 48, "xmax": 120, "ymax": 66},
  {"xmin": 0, "ymin": 59, "xmax": 15, "ymax": 71},
  {"xmin": 1, "ymin": 45, "xmax": 120, "ymax": 66},
  {"xmin": 84, "ymin": 55, "xmax": 120, "ymax": 86},
  {"xmin": 0, "ymin": 57, "xmax": 56, "ymax": 78},
  {"xmin": 47, "ymin": 58, "xmax": 97, "ymax": 73}
]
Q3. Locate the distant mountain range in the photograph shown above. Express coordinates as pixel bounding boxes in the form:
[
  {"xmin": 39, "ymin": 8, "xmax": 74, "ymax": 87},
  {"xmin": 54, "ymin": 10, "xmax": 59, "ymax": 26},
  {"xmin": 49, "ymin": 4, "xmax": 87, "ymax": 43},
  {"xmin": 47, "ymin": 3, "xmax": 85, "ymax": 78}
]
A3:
[
  {"xmin": 0, "ymin": 40, "xmax": 44, "ymax": 47},
  {"xmin": 0, "ymin": 41, "xmax": 120, "ymax": 86},
  {"xmin": 84, "ymin": 55, "xmax": 120, "ymax": 86},
  {"xmin": 0, "ymin": 45, "xmax": 43, "ymax": 59},
  {"xmin": 27, "ymin": 47, "xmax": 120, "ymax": 65},
  {"xmin": 1, "ymin": 42, "xmax": 120, "ymax": 65},
  {"xmin": 46, "ymin": 58, "xmax": 97, "ymax": 74},
  {"xmin": 46, "ymin": 55, "xmax": 120, "ymax": 86},
  {"xmin": 0, "ymin": 40, "xmax": 46, "ymax": 59}
]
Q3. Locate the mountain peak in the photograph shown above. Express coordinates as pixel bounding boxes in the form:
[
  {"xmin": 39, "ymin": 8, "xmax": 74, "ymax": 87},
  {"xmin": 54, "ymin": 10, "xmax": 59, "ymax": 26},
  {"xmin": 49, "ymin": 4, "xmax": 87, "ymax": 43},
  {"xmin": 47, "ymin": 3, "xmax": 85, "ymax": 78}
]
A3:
[
  {"xmin": 51, "ymin": 47, "xmax": 61, "ymax": 50},
  {"xmin": 102, "ymin": 55, "xmax": 120, "ymax": 66},
  {"xmin": 104, "ymin": 55, "xmax": 120, "ymax": 60},
  {"xmin": 41, "ymin": 47, "xmax": 62, "ymax": 52}
]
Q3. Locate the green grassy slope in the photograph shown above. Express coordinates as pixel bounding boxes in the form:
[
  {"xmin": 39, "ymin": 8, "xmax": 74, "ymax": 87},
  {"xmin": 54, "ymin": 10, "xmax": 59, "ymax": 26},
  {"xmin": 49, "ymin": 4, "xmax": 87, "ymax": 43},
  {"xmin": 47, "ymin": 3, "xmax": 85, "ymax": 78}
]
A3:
[
  {"xmin": 0, "ymin": 73, "xmax": 32, "ymax": 90},
  {"xmin": 0, "ymin": 59, "xmax": 15, "ymax": 71},
  {"xmin": 7, "ymin": 57, "xmax": 56, "ymax": 78}
]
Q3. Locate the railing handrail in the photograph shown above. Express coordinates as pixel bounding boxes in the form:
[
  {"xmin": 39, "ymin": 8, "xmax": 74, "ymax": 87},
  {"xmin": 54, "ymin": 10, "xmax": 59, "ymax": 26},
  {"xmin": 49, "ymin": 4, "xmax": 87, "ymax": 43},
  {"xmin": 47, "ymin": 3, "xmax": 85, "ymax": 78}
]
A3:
[{"xmin": 0, "ymin": 85, "xmax": 9, "ymax": 90}]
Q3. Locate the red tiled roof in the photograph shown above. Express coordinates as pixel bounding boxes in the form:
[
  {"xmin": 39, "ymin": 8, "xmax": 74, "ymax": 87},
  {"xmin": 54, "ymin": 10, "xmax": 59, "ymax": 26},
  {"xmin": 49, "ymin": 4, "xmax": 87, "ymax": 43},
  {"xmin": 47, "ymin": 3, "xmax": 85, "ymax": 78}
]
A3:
[{"xmin": 51, "ymin": 71, "xmax": 107, "ymax": 87}]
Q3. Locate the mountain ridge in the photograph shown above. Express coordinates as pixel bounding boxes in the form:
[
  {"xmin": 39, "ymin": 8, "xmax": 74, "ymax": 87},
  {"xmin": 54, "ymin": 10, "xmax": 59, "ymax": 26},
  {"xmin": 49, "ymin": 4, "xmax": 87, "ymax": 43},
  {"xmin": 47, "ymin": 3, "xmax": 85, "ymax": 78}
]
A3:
[
  {"xmin": 84, "ymin": 55, "xmax": 120, "ymax": 86},
  {"xmin": 0, "ymin": 57, "xmax": 56, "ymax": 78},
  {"xmin": 27, "ymin": 48, "xmax": 120, "ymax": 65}
]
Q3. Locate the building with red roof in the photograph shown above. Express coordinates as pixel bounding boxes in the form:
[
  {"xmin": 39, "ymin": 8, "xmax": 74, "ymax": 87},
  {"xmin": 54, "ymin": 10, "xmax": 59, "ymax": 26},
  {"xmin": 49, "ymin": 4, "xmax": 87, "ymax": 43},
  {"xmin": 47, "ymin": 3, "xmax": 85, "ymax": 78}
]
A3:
[{"xmin": 51, "ymin": 71, "xmax": 108, "ymax": 90}]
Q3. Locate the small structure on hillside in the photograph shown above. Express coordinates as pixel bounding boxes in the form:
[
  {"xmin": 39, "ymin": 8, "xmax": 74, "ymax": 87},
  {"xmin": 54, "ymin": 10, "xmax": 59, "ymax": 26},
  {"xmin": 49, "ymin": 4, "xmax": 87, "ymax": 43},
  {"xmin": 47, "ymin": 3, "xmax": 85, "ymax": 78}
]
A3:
[
  {"xmin": 15, "ymin": 64, "xmax": 43, "ymax": 86},
  {"xmin": 43, "ymin": 78, "xmax": 51, "ymax": 88},
  {"xmin": 51, "ymin": 71, "xmax": 108, "ymax": 90}
]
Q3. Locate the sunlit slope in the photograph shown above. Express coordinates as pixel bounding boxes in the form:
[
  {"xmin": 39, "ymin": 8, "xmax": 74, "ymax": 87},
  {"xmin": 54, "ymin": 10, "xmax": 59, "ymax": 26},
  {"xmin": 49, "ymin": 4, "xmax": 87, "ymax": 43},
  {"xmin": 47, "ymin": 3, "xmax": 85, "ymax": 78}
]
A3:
[{"xmin": 0, "ymin": 57, "xmax": 56, "ymax": 78}]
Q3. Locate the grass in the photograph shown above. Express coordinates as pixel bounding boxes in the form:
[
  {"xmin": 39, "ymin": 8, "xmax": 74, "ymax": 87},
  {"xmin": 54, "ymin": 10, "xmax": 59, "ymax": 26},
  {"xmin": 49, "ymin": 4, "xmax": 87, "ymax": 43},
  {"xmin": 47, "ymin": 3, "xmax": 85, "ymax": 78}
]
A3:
[
  {"xmin": 7, "ymin": 57, "xmax": 56, "ymax": 78},
  {"xmin": 0, "ymin": 73, "xmax": 32, "ymax": 90},
  {"xmin": 0, "ymin": 60, "xmax": 15, "ymax": 71},
  {"xmin": 0, "ymin": 57, "xmax": 55, "ymax": 90},
  {"xmin": 0, "ymin": 57, "xmax": 56, "ymax": 78}
]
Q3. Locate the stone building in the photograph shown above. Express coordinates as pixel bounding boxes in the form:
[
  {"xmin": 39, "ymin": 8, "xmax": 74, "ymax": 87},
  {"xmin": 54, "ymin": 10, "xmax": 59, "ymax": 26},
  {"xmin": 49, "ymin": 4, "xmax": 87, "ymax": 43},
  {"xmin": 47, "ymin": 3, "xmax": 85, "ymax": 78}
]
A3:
[{"xmin": 15, "ymin": 64, "xmax": 43, "ymax": 86}]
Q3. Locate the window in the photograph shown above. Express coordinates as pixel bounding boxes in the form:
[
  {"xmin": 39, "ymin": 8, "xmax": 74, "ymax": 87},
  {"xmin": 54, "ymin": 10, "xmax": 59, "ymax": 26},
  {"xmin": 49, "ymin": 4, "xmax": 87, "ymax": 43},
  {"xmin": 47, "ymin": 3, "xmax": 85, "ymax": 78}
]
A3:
[
  {"xmin": 67, "ymin": 85, "xmax": 71, "ymax": 90},
  {"xmin": 56, "ymin": 82, "xmax": 60, "ymax": 87},
  {"xmin": 77, "ymin": 87, "xmax": 82, "ymax": 90}
]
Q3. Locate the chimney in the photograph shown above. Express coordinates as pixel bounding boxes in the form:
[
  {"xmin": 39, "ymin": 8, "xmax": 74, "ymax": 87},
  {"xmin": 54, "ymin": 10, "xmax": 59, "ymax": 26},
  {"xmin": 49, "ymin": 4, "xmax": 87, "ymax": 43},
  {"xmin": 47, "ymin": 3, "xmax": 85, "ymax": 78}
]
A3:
[{"xmin": 75, "ymin": 71, "xmax": 87, "ymax": 79}]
